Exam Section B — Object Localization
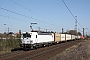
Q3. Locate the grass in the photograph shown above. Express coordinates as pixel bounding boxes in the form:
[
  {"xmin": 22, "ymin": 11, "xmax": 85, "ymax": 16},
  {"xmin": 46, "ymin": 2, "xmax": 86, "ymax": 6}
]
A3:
[{"xmin": 0, "ymin": 34, "xmax": 21, "ymax": 55}]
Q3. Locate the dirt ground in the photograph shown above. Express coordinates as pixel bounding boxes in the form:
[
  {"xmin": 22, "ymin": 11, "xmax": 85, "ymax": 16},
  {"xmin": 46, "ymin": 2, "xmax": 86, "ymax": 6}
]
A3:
[{"xmin": 50, "ymin": 40, "xmax": 90, "ymax": 60}]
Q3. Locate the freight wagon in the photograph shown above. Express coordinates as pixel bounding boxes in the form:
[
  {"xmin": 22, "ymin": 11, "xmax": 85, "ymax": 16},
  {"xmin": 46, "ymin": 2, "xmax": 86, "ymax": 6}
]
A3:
[{"xmin": 54, "ymin": 33, "xmax": 75, "ymax": 43}]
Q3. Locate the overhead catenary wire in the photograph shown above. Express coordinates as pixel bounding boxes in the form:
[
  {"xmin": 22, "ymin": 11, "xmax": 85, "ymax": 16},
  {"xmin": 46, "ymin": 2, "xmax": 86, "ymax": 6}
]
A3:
[
  {"xmin": 10, "ymin": 0, "xmax": 62, "ymax": 29},
  {"xmin": 0, "ymin": 14, "xmax": 58, "ymax": 32},
  {"xmin": 0, "ymin": 15, "xmax": 30, "ymax": 23},
  {"xmin": 0, "ymin": 14, "xmax": 45, "ymax": 27},
  {"xmin": 15, "ymin": 0, "xmax": 83, "ymax": 31},
  {"xmin": 61, "ymin": 0, "xmax": 83, "ymax": 28},
  {"xmin": 0, "ymin": 7, "xmax": 49, "ymax": 25},
  {"xmin": 0, "ymin": 7, "xmax": 62, "ymax": 30},
  {"xmin": 10, "ymin": 0, "xmax": 54, "ymax": 23},
  {"xmin": 10, "ymin": 0, "xmax": 89, "ymax": 34},
  {"xmin": 10, "ymin": 0, "xmax": 43, "ymax": 17}
]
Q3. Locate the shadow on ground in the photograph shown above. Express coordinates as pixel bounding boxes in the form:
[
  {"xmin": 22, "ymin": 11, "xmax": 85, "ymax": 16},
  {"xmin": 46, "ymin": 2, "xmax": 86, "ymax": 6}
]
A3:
[{"xmin": 11, "ymin": 48, "xmax": 23, "ymax": 52}]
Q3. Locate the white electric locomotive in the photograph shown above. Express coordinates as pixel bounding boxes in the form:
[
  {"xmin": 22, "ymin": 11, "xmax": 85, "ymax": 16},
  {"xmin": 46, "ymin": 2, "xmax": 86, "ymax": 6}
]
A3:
[{"xmin": 20, "ymin": 32, "xmax": 54, "ymax": 50}]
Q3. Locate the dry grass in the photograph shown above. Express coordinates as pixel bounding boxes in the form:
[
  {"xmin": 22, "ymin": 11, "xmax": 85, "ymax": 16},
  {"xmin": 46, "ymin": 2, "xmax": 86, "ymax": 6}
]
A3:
[{"xmin": 0, "ymin": 38, "xmax": 21, "ymax": 55}]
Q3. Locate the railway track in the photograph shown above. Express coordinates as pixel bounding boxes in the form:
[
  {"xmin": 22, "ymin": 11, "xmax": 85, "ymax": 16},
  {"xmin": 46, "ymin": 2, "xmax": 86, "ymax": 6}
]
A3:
[{"xmin": 0, "ymin": 40, "xmax": 83, "ymax": 60}]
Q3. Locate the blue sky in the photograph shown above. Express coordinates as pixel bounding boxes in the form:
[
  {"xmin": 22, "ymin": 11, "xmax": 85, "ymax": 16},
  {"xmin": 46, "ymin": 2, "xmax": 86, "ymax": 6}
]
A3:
[{"xmin": 0, "ymin": 0, "xmax": 90, "ymax": 35}]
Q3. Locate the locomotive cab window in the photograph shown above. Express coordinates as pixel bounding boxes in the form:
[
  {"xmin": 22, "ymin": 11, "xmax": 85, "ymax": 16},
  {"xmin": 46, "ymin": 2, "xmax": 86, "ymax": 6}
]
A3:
[{"xmin": 23, "ymin": 33, "xmax": 31, "ymax": 38}]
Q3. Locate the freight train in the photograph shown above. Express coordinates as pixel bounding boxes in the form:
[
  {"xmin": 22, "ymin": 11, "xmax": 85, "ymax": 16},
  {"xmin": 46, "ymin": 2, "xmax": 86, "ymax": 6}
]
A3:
[{"xmin": 20, "ymin": 31, "xmax": 84, "ymax": 50}]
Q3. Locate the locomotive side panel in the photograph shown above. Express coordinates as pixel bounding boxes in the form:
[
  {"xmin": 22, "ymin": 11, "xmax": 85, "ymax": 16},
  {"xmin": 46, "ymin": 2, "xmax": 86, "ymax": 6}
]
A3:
[{"xmin": 37, "ymin": 33, "xmax": 54, "ymax": 43}]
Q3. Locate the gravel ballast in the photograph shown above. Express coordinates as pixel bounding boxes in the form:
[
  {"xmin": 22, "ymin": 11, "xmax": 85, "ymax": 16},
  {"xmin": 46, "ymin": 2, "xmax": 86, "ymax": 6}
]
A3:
[{"xmin": 50, "ymin": 40, "xmax": 90, "ymax": 60}]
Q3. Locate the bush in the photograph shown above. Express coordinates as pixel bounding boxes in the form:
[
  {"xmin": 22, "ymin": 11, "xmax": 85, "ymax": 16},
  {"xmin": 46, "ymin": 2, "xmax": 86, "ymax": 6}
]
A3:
[{"xmin": 0, "ymin": 34, "xmax": 21, "ymax": 54}]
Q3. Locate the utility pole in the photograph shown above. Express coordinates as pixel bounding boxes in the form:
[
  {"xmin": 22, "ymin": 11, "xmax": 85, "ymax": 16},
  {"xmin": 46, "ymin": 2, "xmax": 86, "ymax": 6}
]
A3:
[
  {"xmin": 86, "ymin": 32, "xmax": 87, "ymax": 37},
  {"xmin": 38, "ymin": 27, "xmax": 41, "ymax": 32},
  {"xmin": 83, "ymin": 28, "xmax": 88, "ymax": 37},
  {"xmin": 4, "ymin": 24, "xmax": 6, "ymax": 33},
  {"xmin": 75, "ymin": 16, "xmax": 77, "ymax": 34},
  {"xmin": 44, "ymin": 29, "xmax": 47, "ymax": 32},
  {"xmin": 62, "ymin": 28, "xmax": 64, "ymax": 33},
  {"xmin": 83, "ymin": 28, "xmax": 85, "ymax": 37},
  {"xmin": 8, "ymin": 27, "xmax": 10, "ymax": 34},
  {"xmin": 44, "ymin": 28, "xmax": 52, "ymax": 32}
]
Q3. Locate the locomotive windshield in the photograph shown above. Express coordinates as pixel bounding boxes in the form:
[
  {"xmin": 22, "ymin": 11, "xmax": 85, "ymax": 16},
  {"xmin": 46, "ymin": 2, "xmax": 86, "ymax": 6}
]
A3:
[{"xmin": 23, "ymin": 33, "xmax": 31, "ymax": 38}]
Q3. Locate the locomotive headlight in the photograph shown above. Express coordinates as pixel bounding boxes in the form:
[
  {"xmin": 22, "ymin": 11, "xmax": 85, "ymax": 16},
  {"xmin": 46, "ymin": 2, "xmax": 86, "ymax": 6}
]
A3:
[
  {"xmin": 30, "ymin": 41, "xmax": 33, "ymax": 44},
  {"xmin": 27, "ymin": 41, "xmax": 30, "ymax": 44},
  {"xmin": 27, "ymin": 41, "xmax": 29, "ymax": 42}
]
